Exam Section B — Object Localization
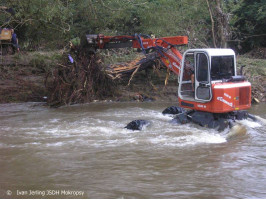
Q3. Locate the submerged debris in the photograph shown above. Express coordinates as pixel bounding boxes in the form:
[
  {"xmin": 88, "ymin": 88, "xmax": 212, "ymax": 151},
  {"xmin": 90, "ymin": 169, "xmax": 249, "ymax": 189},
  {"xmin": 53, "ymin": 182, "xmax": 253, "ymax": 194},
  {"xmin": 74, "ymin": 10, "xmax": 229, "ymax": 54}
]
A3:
[
  {"xmin": 125, "ymin": 119, "xmax": 151, "ymax": 130},
  {"xmin": 162, "ymin": 106, "xmax": 185, "ymax": 115}
]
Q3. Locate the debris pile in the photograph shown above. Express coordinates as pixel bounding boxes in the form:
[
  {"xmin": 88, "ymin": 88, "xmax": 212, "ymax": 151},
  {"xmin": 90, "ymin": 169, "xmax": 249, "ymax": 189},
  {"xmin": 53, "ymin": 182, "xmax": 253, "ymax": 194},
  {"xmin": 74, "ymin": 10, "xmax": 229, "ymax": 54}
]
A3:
[
  {"xmin": 106, "ymin": 55, "xmax": 145, "ymax": 79},
  {"xmin": 45, "ymin": 47, "xmax": 116, "ymax": 107},
  {"xmin": 45, "ymin": 47, "xmax": 157, "ymax": 107},
  {"xmin": 105, "ymin": 54, "xmax": 157, "ymax": 85}
]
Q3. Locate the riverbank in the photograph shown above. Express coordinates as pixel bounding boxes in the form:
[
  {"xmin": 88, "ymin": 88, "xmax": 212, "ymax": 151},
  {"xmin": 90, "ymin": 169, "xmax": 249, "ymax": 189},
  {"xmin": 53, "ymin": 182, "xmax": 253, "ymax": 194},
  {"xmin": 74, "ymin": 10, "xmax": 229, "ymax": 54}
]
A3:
[
  {"xmin": 0, "ymin": 51, "xmax": 265, "ymax": 104},
  {"xmin": 0, "ymin": 51, "xmax": 61, "ymax": 103}
]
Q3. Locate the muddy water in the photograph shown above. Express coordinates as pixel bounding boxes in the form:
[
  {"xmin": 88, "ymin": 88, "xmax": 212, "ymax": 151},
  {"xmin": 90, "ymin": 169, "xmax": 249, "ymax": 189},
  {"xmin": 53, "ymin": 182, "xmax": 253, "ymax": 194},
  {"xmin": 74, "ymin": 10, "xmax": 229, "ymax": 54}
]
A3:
[{"xmin": 0, "ymin": 102, "xmax": 265, "ymax": 198}]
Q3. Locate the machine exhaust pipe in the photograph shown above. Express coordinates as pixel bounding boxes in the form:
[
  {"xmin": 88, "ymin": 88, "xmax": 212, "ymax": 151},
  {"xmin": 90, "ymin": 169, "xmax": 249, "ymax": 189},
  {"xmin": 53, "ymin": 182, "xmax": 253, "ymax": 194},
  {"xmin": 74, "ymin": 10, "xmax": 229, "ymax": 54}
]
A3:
[{"xmin": 240, "ymin": 65, "xmax": 246, "ymax": 75}]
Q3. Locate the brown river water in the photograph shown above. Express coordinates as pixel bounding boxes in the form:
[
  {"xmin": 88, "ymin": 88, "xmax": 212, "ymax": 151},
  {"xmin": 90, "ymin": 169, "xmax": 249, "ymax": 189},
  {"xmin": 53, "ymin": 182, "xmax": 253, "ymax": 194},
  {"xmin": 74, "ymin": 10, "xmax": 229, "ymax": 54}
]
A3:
[{"xmin": 0, "ymin": 101, "xmax": 265, "ymax": 198}]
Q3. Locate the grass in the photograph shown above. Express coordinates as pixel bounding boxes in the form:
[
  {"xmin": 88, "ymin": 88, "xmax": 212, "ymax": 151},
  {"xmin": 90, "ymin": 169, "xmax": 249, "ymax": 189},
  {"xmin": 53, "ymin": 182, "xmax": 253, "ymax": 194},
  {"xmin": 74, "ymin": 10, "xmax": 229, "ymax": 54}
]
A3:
[
  {"xmin": 98, "ymin": 48, "xmax": 141, "ymax": 66},
  {"xmin": 12, "ymin": 50, "xmax": 64, "ymax": 73},
  {"xmin": 237, "ymin": 55, "xmax": 266, "ymax": 102},
  {"xmin": 237, "ymin": 56, "xmax": 266, "ymax": 76}
]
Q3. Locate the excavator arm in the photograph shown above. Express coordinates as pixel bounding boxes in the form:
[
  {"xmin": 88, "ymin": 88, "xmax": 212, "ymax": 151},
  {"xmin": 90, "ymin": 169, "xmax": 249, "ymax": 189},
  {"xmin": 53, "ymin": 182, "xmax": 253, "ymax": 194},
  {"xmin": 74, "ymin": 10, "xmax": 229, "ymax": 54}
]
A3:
[{"xmin": 86, "ymin": 34, "xmax": 188, "ymax": 76}]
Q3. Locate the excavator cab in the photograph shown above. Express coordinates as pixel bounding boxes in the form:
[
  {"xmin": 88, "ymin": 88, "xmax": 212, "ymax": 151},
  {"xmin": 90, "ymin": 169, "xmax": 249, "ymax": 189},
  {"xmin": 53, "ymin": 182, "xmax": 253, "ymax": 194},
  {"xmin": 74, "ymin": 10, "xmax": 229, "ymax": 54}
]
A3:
[{"xmin": 178, "ymin": 49, "xmax": 251, "ymax": 113}]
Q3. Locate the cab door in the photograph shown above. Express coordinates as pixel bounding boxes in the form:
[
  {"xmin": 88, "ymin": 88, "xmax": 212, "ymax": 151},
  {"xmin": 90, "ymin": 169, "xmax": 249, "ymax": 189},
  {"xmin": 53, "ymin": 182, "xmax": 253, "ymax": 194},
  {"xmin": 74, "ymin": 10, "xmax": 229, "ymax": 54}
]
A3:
[{"xmin": 195, "ymin": 52, "xmax": 212, "ymax": 101}]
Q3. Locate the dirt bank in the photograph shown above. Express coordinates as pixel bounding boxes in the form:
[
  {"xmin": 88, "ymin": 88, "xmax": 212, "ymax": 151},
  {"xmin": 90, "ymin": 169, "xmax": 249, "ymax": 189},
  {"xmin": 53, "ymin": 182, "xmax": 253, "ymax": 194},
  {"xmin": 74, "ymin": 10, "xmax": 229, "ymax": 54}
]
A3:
[{"xmin": 0, "ymin": 64, "xmax": 46, "ymax": 103}]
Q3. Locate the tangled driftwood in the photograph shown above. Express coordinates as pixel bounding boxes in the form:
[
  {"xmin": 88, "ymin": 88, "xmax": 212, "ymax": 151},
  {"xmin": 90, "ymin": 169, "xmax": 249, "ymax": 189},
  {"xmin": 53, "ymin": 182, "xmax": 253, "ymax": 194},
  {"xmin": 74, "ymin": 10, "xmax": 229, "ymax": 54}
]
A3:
[
  {"xmin": 45, "ymin": 47, "xmax": 157, "ymax": 107},
  {"xmin": 45, "ymin": 48, "xmax": 116, "ymax": 107},
  {"xmin": 106, "ymin": 54, "xmax": 157, "ymax": 82}
]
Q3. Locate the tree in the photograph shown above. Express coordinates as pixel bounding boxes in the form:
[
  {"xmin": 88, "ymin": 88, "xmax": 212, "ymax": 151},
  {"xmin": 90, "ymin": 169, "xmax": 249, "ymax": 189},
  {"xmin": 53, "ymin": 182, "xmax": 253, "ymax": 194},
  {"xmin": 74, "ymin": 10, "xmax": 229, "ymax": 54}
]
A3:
[
  {"xmin": 1, "ymin": 0, "xmax": 73, "ymax": 49},
  {"xmin": 1, "ymin": 0, "xmax": 230, "ymax": 50},
  {"xmin": 232, "ymin": 0, "xmax": 266, "ymax": 53},
  {"xmin": 205, "ymin": 0, "xmax": 231, "ymax": 48}
]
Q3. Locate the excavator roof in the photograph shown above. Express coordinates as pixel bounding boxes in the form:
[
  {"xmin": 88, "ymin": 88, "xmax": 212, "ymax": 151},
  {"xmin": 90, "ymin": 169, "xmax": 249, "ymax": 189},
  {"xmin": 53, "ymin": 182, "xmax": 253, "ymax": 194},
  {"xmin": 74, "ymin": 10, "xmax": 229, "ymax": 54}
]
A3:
[{"xmin": 185, "ymin": 48, "xmax": 235, "ymax": 57}]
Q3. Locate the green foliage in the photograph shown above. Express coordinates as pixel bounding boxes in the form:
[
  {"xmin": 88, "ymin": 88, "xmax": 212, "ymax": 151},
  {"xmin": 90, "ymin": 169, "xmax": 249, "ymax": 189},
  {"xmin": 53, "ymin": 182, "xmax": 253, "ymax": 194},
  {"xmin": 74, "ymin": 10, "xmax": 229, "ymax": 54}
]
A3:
[
  {"xmin": 232, "ymin": 0, "xmax": 266, "ymax": 53},
  {"xmin": 12, "ymin": 51, "xmax": 63, "ymax": 73},
  {"xmin": 98, "ymin": 48, "xmax": 140, "ymax": 66},
  {"xmin": 0, "ymin": 0, "xmax": 264, "ymax": 53},
  {"xmin": 1, "ymin": 0, "xmax": 212, "ymax": 49},
  {"xmin": 2, "ymin": 0, "xmax": 73, "ymax": 49}
]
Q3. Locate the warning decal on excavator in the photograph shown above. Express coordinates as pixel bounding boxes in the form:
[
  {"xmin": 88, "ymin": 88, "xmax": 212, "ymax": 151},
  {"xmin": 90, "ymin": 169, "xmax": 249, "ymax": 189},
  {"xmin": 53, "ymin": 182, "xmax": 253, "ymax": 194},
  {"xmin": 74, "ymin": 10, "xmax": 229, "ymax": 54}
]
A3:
[
  {"xmin": 224, "ymin": 93, "xmax": 231, "ymax": 99},
  {"xmin": 173, "ymin": 62, "xmax": 180, "ymax": 70},
  {"xmin": 217, "ymin": 97, "xmax": 233, "ymax": 107}
]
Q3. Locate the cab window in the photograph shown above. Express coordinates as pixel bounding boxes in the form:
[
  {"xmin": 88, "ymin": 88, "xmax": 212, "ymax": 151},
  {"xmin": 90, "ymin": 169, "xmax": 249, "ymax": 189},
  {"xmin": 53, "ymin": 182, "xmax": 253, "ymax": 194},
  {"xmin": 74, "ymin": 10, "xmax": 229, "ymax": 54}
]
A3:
[
  {"xmin": 197, "ymin": 53, "xmax": 209, "ymax": 82},
  {"xmin": 211, "ymin": 56, "xmax": 235, "ymax": 80}
]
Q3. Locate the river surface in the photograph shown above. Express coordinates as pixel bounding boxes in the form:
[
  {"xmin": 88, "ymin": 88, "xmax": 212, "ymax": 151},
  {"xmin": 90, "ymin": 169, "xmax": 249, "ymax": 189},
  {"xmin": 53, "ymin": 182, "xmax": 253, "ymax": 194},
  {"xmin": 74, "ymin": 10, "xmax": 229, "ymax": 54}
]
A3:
[{"xmin": 0, "ymin": 101, "xmax": 265, "ymax": 198}]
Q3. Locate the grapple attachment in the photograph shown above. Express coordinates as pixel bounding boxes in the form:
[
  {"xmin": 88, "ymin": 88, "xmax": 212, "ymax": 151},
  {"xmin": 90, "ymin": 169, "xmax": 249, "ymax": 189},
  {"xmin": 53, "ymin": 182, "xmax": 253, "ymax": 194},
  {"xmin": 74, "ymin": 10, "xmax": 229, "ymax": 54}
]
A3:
[{"xmin": 86, "ymin": 34, "xmax": 99, "ymax": 46}]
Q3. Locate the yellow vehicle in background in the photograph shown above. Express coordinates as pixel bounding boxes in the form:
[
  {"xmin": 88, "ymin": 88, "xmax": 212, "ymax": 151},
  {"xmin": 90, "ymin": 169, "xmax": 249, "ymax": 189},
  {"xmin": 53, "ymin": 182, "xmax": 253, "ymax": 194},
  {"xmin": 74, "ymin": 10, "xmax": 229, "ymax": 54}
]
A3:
[
  {"xmin": 0, "ymin": 6, "xmax": 16, "ymax": 55},
  {"xmin": 0, "ymin": 28, "xmax": 14, "ymax": 55}
]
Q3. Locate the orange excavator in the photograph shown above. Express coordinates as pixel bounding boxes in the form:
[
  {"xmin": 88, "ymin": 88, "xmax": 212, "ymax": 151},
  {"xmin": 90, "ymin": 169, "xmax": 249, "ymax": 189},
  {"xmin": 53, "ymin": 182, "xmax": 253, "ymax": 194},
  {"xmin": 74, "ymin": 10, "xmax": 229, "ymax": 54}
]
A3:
[{"xmin": 86, "ymin": 34, "xmax": 255, "ymax": 130}]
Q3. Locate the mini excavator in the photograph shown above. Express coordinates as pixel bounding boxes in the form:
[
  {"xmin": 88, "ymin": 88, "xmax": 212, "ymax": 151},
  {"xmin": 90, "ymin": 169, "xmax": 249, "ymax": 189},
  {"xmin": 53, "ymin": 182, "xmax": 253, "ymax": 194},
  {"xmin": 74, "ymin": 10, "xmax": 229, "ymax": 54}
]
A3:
[{"xmin": 86, "ymin": 34, "xmax": 256, "ymax": 131}]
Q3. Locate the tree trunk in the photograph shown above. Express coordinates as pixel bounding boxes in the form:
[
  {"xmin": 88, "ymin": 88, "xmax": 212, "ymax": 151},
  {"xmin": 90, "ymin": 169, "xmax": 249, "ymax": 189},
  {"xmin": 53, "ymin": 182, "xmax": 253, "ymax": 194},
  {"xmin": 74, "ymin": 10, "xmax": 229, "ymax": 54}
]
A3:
[
  {"xmin": 206, "ymin": 0, "xmax": 217, "ymax": 48},
  {"xmin": 215, "ymin": 0, "xmax": 230, "ymax": 48}
]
